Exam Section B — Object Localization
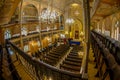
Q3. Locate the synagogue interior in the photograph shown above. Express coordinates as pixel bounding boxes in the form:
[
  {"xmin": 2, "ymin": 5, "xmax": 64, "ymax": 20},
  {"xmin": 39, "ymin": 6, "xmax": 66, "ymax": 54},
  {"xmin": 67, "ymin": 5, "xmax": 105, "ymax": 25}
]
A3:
[{"xmin": 0, "ymin": 0, "xmax": 120, "ymax": 80}]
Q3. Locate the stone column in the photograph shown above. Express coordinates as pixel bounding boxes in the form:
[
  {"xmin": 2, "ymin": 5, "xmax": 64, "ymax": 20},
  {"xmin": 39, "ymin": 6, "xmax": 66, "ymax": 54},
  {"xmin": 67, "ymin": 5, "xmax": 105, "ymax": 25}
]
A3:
[
  {"xmin": 82, "ymin": 0, "xmax": 90, "ymax": 79},
  {"xmin": 38, "ymin": 2, "xmax": 43, "ymax": 49},
  {"xmin": 19, "ymin": 0, "xmax": 24, "ymax": 49}
]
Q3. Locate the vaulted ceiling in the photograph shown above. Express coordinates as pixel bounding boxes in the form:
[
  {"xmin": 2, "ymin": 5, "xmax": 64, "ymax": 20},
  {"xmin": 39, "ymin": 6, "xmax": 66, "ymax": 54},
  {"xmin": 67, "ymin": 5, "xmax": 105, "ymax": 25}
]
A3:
[
  {"xmin": 91, "ymin": 0, "xmax": 120, "ymax": 23},
  {"xmin": 0, "ymin": 0, "xmax": 21, "ymax": 25},
  {"xmin": 40, "ymin": 0, "xmax": 82, "ymax": 12},
  {"xmin": 0, "ymin": 0, "xmax": 120, "ymax": 26}
]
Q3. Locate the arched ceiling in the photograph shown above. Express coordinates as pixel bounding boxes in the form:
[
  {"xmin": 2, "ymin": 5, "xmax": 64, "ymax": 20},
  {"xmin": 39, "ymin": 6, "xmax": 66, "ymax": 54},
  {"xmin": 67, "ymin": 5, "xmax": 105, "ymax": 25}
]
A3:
[
  {"xmin": 91, "ymin": 0, "xmax": 120, "ymax": 23},
  {"xmin": 0, "ymin": 0, "xmax": 21, "ymax": 25},
  {"xmin": 40, "ymin": 0, "xmax": 83, "ymax": 12},
  {"xmin": 65, "ymin": 3, "xmax": 83, "ymax": 23},
  {"xmin": 0, "ymin": 0, "xmax": 84, "ymax": 25},
  {"xmin": 1, "ymin": 0, "xmax": 120, "ymax": 26},
  {"xmin": 40, "ymin": 0, "xmax": 84, "ymax": 23}
]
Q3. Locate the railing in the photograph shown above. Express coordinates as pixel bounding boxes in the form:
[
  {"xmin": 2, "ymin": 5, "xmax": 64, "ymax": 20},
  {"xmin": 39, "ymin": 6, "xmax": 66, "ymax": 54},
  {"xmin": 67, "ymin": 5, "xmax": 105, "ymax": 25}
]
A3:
[
  {"xmin": 0, "ymin": 44, "xmax": 21, "ymax": 79},
  {"xmin": 5, "ymin": 44, "xmax": 21, "ymax": 80},
  {"xmin": 6, "ymin": 40, "xmax": 87, "ymax": 80},
  {"xmin": 9, "ymin": 30, "xmax": 64, "ymax": 43},
  {"xmin": 0, "ymin": 45, "xmax": 3, "ymax": 79},
  {"xmin": 92, "ymin": 30, "xmax": 120, "ymax": 65},
  {"xmin": 91, "ymin": 31, "xmax": 120, "ymax": 80}
]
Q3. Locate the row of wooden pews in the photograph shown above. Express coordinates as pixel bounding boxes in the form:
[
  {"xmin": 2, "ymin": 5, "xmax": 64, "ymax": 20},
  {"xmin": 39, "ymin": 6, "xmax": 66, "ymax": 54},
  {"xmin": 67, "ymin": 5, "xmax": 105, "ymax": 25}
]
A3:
[
  {"xmin": 60, "ymin": 45, "xmax": 83, "ymax": 73},
  {"xmin": 91, "ymin": 32, "xmax": 120, "ymax": 80},
  {"xmin": 42, "ymin": 44, "xmax": 70, "ymax": 66},
  {"xmin": 30, "ymin": 42, "xmax": 57, "ymax": 59},
  {"xmin": 7, "ymin": 40, "xmax": 85, "ymax": 80}
]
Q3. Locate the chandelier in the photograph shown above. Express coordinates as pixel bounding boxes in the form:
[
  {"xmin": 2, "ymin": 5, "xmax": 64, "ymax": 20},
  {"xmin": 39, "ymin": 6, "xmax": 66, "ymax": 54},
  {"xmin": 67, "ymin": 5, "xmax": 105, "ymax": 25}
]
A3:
[
  {"xmin": 40, "ymin": 0, "xmax": 58, "ymax": 23},
  {"xmin": 40, "ymin": 9, "xmax": 58, "ymax": 23},
  {"xmin": 65, "ymin": 4, "xmax": 74, "ymax": 25},
  {"xmin": 65, "ymin": 18, "xmax": 74, "ymax": 24}
]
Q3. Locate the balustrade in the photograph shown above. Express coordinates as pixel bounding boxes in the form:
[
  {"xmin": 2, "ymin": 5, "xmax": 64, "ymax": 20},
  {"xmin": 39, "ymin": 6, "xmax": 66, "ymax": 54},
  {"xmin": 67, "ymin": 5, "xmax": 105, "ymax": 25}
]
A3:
[
  {"xmin": 91, "ymin": 30, "xmax": 120, "ymax": 80},
  {"xmin": 6, "ymin": 40, "xmax": 86, "ymax": 80}
]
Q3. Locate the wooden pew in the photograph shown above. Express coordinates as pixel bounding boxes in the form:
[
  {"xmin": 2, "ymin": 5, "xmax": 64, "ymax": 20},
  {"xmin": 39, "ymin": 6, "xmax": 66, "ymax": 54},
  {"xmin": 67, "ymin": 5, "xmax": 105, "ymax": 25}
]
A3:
[
  {"xmin": 63, "ymin": 60, "xmax": 81, "ymax": 66},
  {"xmin": 65, "ymin": 57, "xmax": 82, "ymax": 63},
  {"xmin": 45, "ymin": 56, "xmax": 58, "ymax": 61},
  {"xmin": 42, "ymin": 44, "xmax": 70, "ymax": 65},
  {"xmin": 67, "ymin": 55, "xmax": 82, "ymax": 60},
  {"xmin": 47, "ymin": 53, "xmax": 60, "ymax": 59},
  {"xmin": 69, "ymin": 53, "xmax": 78, "ymax": 57},
  {"xmin": 60, "ymin": 64, "xmax": 80, "ymax": 72}
]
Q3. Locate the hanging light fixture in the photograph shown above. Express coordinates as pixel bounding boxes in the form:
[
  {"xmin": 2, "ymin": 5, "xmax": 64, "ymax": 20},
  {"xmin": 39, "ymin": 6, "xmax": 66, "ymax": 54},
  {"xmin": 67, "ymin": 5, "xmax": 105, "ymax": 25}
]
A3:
[
  {"xmin": 65, "ymin": 6, "xmax": 74, "ymax": 24},
  {"xmin": 40, "ymin": 0, "xmax": 58, "ymax": 23},
  {"xmin": 65, "ymin": 18, "xmax": 74, "ymax": 24}
]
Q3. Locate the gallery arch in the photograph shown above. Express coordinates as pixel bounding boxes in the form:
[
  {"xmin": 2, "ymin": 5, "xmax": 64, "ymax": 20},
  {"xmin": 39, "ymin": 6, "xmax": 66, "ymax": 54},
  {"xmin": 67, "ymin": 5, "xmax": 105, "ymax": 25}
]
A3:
[{"xmin": 22, "ymin": 4, "xmax": 38, "ymax": 21}]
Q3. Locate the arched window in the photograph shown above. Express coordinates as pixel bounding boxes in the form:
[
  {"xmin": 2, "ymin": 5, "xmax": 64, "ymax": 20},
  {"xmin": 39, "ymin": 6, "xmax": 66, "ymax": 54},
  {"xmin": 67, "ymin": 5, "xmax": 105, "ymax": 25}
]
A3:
[
  {"xmin": 4, "ymin": 30, "xmax": 11, "ymax": 39},
  {"xmin": 21, "ymin": 27, "xmax": 27, "ymax": 36}
]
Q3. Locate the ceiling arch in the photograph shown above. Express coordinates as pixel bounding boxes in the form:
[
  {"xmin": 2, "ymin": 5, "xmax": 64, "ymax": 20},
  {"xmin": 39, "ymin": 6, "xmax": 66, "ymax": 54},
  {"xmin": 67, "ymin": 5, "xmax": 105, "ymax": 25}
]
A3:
[
  {"xmin": 64, "ymin": 0, "xmax": 82, "ymax": 9},
  {"xmin": 65, "ymin": 2, "xmax": 83, "ymax": 23}
]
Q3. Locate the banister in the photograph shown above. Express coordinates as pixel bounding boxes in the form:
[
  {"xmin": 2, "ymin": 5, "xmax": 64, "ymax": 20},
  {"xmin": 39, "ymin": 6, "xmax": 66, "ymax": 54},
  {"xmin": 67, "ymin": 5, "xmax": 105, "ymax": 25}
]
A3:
[{"xmin": 6, "ymin": 40, "xmax": 84, "ymax": 80}]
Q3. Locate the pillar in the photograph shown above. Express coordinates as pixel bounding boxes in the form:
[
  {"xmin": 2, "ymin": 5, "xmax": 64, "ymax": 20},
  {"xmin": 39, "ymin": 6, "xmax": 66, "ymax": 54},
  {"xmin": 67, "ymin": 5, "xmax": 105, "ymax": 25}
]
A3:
[
  {"xmin": 20, "ymin": 0, "xmax": 24, "ymax": 49},
  {"xmin": 82, "ymin": 0, "xmax": 90, "ymax": 79},
  {"xmin": 38, "ymin": 2, "xmax": 42, "ymax": 49}
]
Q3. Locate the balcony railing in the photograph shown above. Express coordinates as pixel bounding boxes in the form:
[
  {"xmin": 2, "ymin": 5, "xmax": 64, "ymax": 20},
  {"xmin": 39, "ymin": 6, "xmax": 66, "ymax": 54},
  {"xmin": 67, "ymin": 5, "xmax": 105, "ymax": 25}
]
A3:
[
  {"xmin": 6, "ymin": 40, "xmax": 87, "ymax": 80},
  {"xmin": 9, "ymin": 29, "xmax": 64, "ymax": 42}
]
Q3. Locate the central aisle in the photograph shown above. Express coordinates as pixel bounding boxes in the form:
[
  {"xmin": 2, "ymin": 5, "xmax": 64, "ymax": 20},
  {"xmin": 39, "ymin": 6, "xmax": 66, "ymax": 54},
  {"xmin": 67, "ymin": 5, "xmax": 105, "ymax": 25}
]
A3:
[{"xmin": 55, "ymin": 47, "xmax": 73, "ymax": 68}]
